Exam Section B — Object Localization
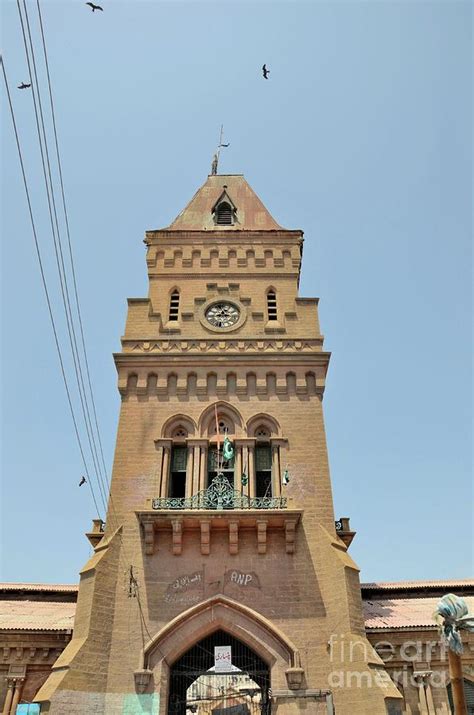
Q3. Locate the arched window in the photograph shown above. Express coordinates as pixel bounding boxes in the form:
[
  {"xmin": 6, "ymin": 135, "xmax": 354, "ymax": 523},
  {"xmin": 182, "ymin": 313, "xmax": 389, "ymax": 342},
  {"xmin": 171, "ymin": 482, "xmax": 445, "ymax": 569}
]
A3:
[
  {"xmin": 169, "ymin": 289, "xmax": 180, "ymax": 321},
  {"xmin": 267, "ymin": 290, "xmax": 277, "ymax": 321},
  {"xmin": 216, "ymin": 202, "xmax": 233, "ymax": 225}
]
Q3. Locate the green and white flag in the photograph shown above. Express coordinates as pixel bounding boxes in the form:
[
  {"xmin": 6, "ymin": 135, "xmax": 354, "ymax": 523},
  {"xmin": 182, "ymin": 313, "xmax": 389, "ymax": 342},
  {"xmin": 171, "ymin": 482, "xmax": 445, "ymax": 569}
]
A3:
[{"xmin": 282, "ymin": 469, "xmax": 290, "ymax": 486}]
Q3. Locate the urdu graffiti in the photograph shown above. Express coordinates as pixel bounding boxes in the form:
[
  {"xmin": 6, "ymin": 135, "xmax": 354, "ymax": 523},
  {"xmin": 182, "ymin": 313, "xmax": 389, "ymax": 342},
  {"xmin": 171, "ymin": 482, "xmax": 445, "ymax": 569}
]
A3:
[{"xmin": 164, "ymin": 570, "xmax": 203, "ymax": 604}]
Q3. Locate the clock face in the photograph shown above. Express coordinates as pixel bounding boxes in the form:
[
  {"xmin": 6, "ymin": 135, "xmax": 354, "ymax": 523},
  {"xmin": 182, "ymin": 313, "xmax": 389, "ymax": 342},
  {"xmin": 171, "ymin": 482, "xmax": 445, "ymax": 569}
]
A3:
[{"xmin": 205, "ymin": 302, "xmax": 240, "ymax": 328}]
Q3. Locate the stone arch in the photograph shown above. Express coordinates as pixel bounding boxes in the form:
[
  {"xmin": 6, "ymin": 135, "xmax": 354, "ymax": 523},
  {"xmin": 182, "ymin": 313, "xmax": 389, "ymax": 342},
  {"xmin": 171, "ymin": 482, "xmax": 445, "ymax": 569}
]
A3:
[
  {"xmin": 161, "ymin": 414, "xmax": 197, "ymax": 438},
  {"xmin": 247, "ymin": 413, "xmax": 281, "ymax": 438},
  {"xmin": 141, "ymin": 595, "xmax": 302, "ymax": 702},
  {"xmin": 198, "ymin": 401, "xmax": 244, "ymax": 438}
]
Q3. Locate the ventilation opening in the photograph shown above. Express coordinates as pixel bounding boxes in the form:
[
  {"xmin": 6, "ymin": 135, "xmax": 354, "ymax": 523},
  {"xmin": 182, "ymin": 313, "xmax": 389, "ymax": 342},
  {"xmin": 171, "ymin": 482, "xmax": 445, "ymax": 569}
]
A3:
[
  {"xmin": 216, "ymin": 202, "xmax": 233, "ymax": 225},
  {"xmin": 169, "ymin": 290, "xmax": 180, "ymax": 321},
  {"xmin": 267, "ymin": 291, "xmax": 277, "ymax": 321}
]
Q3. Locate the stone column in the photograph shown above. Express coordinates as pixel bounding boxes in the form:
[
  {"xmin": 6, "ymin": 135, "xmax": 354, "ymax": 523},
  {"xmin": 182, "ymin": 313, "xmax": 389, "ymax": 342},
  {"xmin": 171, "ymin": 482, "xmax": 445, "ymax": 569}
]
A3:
[
  {"xmin": 9, "ymin": 678, "xmax": 24, "ymax": 715},
  {"xmin": 425, "ymin": 676, "xmax": 436, "ymax": 714},
  {"xmin": 185, "ymin": 444, "xmax": 194, "ymax": 499},
  {"xmin": 2, "ymin": 680, "xmax": 14, "ymax": 715},
  {"xmin": 193, "ymin": 445, "xmax": 201, "ymax": 494},
  {"xmin": 272, "ymin": 443, "xmax": 281, "ymax": 498},
  {"xmin": 199, "ymin": 446, "xmax": 207, "ymax": 492},
  {"xmin": 248, "ymin": 442, "xmax": 256, "ymax": 498},
  {"xmin": 415, "ymin": 674, "xmax": 429, "ymax": 714},
  {"xmin": 234, "ymin": 443, "xmax": 243, "ymax": 495},
  {"xmin": 160, "ymin": 444, "xmax": 171, "ymax": 498},
  {"xmin": 241, "ymin": 445, "xmax": 249, "ymax": 497}
]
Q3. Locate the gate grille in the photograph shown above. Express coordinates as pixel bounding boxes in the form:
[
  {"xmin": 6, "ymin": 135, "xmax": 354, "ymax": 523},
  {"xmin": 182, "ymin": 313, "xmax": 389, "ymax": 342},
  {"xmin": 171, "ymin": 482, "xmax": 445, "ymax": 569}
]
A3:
[{"xmin": 168, "ymin": 629, "xmax": 270, "ymax": 714}]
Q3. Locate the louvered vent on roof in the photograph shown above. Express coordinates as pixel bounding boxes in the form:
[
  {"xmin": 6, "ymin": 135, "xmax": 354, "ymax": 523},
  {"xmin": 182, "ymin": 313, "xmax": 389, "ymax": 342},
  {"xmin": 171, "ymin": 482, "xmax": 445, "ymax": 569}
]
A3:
[{"xmin": 216, "ymin": 202, "xmax": 233, "ymax": 225}]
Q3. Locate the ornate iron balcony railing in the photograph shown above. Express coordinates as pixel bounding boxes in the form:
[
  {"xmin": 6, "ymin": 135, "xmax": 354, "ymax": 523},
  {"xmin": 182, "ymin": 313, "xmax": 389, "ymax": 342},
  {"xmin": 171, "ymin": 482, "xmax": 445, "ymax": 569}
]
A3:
[{"xmin": 152, "ymin": 473, "xmax": 287, "ymax": 511}]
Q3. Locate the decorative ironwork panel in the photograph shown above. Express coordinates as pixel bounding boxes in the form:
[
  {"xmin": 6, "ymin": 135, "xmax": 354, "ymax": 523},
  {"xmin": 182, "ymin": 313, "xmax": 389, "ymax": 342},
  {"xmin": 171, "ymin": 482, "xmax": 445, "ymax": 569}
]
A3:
[
  {"xmin": 171, "ymin": 446, "xmax": 187, "ymax": 472},
  {"xmin": 152, "ymin": 473, "xmax": 287, "ymax": 511}
]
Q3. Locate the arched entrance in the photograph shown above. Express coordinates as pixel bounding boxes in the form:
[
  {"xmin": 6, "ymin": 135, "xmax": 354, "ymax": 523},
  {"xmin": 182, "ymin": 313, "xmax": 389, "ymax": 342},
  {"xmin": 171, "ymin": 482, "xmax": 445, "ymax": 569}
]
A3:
[{"xmin": 168, "ymin": 629, "xmax": 271, "ymax": 715}]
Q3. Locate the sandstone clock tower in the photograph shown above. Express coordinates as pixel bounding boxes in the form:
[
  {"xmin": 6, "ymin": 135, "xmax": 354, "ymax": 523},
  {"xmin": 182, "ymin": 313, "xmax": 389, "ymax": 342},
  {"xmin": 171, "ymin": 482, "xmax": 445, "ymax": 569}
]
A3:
[{"xmin": 36, "ymin": 174, "xmax": 402, "ymax": 714}]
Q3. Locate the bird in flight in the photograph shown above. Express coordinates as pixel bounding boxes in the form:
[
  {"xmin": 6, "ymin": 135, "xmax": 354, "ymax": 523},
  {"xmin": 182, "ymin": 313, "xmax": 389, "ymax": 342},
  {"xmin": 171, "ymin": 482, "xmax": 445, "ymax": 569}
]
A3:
[
  {"xmin": 79, "ymin": 476, "xmax": 87, "ymax": 487},
  {"xmin": 18, "ymin": 82, "xmax": 31, "ymax": 89},
  {"xmin": 86, "ymin": 2, "xmax": 103, "ymax": 11},
  {"xmin": 262, "ymin": 64, "xmax": 270, "ymax": 79},
  {"xmin": 219, "ymin": 143, "xmax": 230, "ymax": 148}
]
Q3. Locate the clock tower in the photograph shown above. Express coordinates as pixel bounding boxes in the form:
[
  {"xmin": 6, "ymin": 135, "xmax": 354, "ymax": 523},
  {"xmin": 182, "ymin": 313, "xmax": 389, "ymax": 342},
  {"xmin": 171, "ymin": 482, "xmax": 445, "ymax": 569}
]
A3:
[{"xmin": 36, "ymin": 174, "xmax": 402, "ymax": 714}]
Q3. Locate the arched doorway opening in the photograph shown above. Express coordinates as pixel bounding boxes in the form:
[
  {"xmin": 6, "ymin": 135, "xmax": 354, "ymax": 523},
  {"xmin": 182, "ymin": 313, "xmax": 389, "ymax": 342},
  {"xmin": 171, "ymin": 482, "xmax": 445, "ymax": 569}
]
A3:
[{"xmin": 168, "ymin": 629, "xmax": 271, "ymax": 715}]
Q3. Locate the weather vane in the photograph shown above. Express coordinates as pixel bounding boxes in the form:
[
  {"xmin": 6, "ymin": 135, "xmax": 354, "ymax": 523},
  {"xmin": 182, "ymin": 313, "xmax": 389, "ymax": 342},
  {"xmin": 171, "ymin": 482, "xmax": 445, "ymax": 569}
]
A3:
[{"xmin": 211, "ymin": 124, "xmax": 230, "ymax": 175}]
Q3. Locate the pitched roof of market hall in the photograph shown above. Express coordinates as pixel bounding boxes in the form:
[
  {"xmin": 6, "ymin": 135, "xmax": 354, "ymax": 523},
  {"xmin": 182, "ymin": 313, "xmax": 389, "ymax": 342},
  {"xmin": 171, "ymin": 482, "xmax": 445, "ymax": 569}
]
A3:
[{"xmin": 163, "ymin": 174, "xmax": 285, "ymax": 232}]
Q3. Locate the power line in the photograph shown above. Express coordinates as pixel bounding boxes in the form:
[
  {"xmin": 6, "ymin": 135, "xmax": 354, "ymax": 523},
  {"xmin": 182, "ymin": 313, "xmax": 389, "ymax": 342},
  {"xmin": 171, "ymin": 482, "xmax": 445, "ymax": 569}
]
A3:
[
  {"xmin": 0, "ymin": 54, "xmax": 102, "ymax": 520},
  {"xmin": 35, "ymin": 0, "xmax": 110, "ymax": 487},
  {"xmin": 17, "ymin": 0, "xmax": 108, "ymax": 513}
]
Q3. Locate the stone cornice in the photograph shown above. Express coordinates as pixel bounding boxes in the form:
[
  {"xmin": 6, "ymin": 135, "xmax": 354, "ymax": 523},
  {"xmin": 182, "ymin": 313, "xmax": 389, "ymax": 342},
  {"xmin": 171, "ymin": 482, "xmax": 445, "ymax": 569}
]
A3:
[
  {"xmin": 119, "ymin": 338, "xmax": 325, "ymax": 355},
  {"xmin": 144, "ymin": 230, "xmax": 303, "ymax": 243}
]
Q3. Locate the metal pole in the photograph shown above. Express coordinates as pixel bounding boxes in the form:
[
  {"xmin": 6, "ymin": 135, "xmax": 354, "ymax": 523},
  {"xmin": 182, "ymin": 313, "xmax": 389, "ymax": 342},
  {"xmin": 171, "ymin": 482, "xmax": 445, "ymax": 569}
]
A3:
[{"xmin": 448, "ymin": 649, "xmax": 467, "ymax": 714}]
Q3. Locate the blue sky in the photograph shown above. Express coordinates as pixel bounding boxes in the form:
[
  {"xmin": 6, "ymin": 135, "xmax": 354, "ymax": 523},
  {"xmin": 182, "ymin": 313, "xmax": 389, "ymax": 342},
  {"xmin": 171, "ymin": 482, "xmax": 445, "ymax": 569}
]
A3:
[{"xmin": 1, "ymin": 0, "xmax": 472, "ymax": 584}]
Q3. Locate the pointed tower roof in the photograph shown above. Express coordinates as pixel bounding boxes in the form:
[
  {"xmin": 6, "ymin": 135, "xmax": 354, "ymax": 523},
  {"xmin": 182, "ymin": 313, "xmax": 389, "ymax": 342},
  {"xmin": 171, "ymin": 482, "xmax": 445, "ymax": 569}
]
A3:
[{"xmin": 165, "ymin": 174, "xmax": 284, "ymax": 231}]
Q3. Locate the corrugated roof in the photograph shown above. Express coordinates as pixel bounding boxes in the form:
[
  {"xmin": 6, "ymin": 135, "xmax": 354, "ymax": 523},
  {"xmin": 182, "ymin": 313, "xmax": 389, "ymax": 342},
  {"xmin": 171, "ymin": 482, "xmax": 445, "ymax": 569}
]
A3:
[
  {"xmin": 0, "ymin": 599, "xmax": 76, "ymax": 631},
  {"xmin": 0, "ymin": 583, "xmax": 78, "ymax": 593},
  {"xmin": 361, "ymin": 580, "xmax": 474, "ymax": 591},
  {"xmin": 164, "ymin": 174, "xmax": 284, "ymax": 231},
  {"xmin": 364, "ymin": 595, "xmax": 474, "ymax": 630}
]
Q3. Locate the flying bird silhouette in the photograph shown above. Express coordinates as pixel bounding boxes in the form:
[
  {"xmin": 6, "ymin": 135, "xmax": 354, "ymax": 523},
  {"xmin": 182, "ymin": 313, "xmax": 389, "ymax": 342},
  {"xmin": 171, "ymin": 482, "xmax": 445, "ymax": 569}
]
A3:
[
  {"xmin": 18, "ymin": 82, "xmax": 31, "ymax": 89},
  {"xmin": 79, "ymin": 476, "xmax": 87, "ymax": 487},
  {"xmin": 219, "ymin": 143, "xmax": 230, "ymax": 148},
  {"xmin": 262, "ymin": 64, "xmax": 270, "ymax": 79},
  {"xmin": 86, "ymin": 2, "xmax": 103, "ymax": 11}
]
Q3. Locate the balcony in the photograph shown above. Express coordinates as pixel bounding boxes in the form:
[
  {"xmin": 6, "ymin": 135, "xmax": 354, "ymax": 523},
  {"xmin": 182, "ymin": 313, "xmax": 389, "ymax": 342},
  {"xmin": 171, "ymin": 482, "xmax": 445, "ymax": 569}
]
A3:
[
  {"xmin": 138, "ymin": 474, "xmax": 301, "ymax": 557},
  {"xmin": 152, "ymin": 473, "xmax": 287, "ymax": 511}
]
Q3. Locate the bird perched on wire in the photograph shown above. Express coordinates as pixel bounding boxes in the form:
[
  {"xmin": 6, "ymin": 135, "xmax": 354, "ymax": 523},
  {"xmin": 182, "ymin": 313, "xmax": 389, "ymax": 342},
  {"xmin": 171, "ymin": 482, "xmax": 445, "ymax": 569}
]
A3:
[
  {"xmin": 86, "ymin": 2, "xmax": 103, "ymax": 11},
  {"xmin": 17, "ymin": 82, "xmax": 31, "ymax": 89},
  {"xmin": 262, "ymin": 64, "xmax": 270, "ymax": 79},
  {"xmin": 79, "ymin": 476, "xmax": 86, "ymax": 487}
]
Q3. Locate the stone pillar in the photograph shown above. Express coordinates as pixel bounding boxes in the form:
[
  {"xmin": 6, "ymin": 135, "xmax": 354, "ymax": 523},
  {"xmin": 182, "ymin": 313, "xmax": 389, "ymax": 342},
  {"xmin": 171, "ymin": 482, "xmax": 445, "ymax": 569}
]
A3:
[
  {"xmin": 193, "ymin": 445, "xmax": 201, "ymax": 494},
  {"xmin": 415, "ymin": 674, "xmax": 429, "ymax": 714},
  {"xmin": 2, "ymin": 680, "xmax": 14, "ymax": 715},
  {"xmin": 199, "ymin": 446, "xmax": 207, "ymax": 492},
  {"xmin": 425, "ymin": 676, "xmax": 436, "ymax": 714},
  {"xmin": 248, "ymin": 443, "xmax": 255, "ymax": 498},
  {"xmin": 272, "ymin": 443, "xmax": 281, "ymax": 498},
  {"xmin": 235, "ymin": 444, "xmax": 242, "ymax": 494},
  {"xmin": 10, "ymin": 678, "xmax": 24, "ymax": 714},
  {"xmin": 185, "ymin": 444, "xmax": 194, "ymax": 498},
  {"xmin": 160, "ymin": 444, "xmax": 171, "ymax": 498}
]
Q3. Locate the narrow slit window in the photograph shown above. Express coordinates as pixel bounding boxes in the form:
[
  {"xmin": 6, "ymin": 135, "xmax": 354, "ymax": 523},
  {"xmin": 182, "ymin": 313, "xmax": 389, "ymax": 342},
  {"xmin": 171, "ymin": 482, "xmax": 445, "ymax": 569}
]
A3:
[
  {"xmin": 169, "ymin": 445, "xmax": 187, "ymax": 498},
  {"xmin": 216, "ymin": 202, "xmax": 233, "ymax": 225},
  {"xmin": 169, "ymin": 290, "xmax": 180, "ymax": 321},
  {"xmin": 267, "ymin": 290, "xmax": 277, "ymax": 321}
]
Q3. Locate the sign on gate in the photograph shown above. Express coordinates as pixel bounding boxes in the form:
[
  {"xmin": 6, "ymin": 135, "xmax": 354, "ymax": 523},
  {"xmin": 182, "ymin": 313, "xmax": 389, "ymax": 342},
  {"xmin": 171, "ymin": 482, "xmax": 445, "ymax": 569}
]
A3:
[{"xmin": 214, "ymin": 645, "xmax": 232, "ymax": 672}]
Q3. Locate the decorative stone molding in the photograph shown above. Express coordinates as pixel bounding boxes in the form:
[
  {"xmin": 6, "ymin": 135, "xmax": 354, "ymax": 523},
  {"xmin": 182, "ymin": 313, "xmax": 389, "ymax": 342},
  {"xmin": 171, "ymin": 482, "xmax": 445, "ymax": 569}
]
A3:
[
  {"xmin": 134, "ymin": 669, "xmax": 152, "ymax": 694},
  {"xmin": 137, "ymin": 509, "xmax": 302, "ymax": 557},
  {"xmin": 285, "ymin": 666, "xmax": 305, "ymax": 689},
  {"xmin": 121, "ymin": 338, "xmax": 324, "ymax": 354}
]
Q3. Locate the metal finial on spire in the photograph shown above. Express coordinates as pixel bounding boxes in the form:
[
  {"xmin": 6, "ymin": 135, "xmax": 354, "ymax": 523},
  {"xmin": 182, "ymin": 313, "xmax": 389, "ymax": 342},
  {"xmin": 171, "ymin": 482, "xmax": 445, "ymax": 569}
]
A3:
[{"xmin": 211, "ymin": 124, "xmax": 230, "ymax": 175}]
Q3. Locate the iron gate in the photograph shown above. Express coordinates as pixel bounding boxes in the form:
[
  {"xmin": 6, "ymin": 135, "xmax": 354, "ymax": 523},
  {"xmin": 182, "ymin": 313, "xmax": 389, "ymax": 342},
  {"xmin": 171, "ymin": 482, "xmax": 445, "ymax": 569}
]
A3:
[{"xmin": 168, "ymin": 630, "xmax": 271, "ymax": 714}]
